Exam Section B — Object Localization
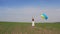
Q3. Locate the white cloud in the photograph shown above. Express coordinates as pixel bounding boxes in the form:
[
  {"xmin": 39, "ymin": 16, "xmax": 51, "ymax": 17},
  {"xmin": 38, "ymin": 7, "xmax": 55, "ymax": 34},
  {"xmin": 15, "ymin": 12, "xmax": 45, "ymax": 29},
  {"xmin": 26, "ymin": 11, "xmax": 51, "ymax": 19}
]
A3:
[
  {"xmin": 0, "ymin": 7, "xmax": 60, "ymax": 22},
  {"xmin": 0, "ymin": 6, "xmax": 40, "ymax": 22}
]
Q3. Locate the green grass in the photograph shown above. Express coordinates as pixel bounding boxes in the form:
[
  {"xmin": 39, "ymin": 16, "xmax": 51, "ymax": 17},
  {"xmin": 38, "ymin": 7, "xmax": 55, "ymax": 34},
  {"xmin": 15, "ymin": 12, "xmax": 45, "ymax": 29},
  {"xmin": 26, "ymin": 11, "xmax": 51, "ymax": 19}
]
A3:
[
  {"xmin": 0, "ymin": 22, "xmax": 60, "ymax": 34},
  {"xmin": 36, "ymin": 23, "xmax": 60, "ymax": 30}
]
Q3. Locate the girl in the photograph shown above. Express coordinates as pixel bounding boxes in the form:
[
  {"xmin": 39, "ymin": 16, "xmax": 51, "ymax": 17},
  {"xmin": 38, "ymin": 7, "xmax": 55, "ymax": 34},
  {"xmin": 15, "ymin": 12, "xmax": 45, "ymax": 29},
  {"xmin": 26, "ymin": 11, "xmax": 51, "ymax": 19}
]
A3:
[{"xmin": 32, "ymin": 17, "xmax": 35, "ymax": 26}]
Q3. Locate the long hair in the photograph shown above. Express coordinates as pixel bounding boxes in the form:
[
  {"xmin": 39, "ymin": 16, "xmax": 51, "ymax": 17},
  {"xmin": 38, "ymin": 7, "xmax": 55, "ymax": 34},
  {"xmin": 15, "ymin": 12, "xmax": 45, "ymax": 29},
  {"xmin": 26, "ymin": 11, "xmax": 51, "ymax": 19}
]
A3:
[{"xmin": 32, "ymin": 17, "xmax": 34, "ymax": 21}]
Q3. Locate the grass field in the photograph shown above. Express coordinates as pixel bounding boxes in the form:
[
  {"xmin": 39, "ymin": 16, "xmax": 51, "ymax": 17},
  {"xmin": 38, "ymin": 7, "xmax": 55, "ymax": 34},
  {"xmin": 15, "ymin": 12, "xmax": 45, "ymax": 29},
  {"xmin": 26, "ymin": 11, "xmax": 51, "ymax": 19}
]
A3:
[{"xmin": 0, "ymin": 22, "xmax": 60, "ymax": 34}]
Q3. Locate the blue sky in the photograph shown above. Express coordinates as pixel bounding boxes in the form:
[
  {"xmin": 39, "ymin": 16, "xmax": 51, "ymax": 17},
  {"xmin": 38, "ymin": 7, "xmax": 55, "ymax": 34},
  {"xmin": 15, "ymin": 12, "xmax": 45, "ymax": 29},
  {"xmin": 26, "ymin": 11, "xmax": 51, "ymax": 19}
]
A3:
[
  {"xmin": 0, "ymin": 0, "xmax": 60, "ymax": 22},
  {"xmin": 0, "ymin": 0, "xmax": 60, "ymax": 8}
]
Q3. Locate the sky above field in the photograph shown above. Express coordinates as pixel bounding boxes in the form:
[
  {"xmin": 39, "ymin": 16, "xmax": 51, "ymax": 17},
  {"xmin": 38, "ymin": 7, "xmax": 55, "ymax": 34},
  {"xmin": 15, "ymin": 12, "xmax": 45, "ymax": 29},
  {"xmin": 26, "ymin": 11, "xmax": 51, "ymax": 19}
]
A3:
[{"xmin": 0, "ymin": 0, "xmax": 60, "ymax": 22}]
